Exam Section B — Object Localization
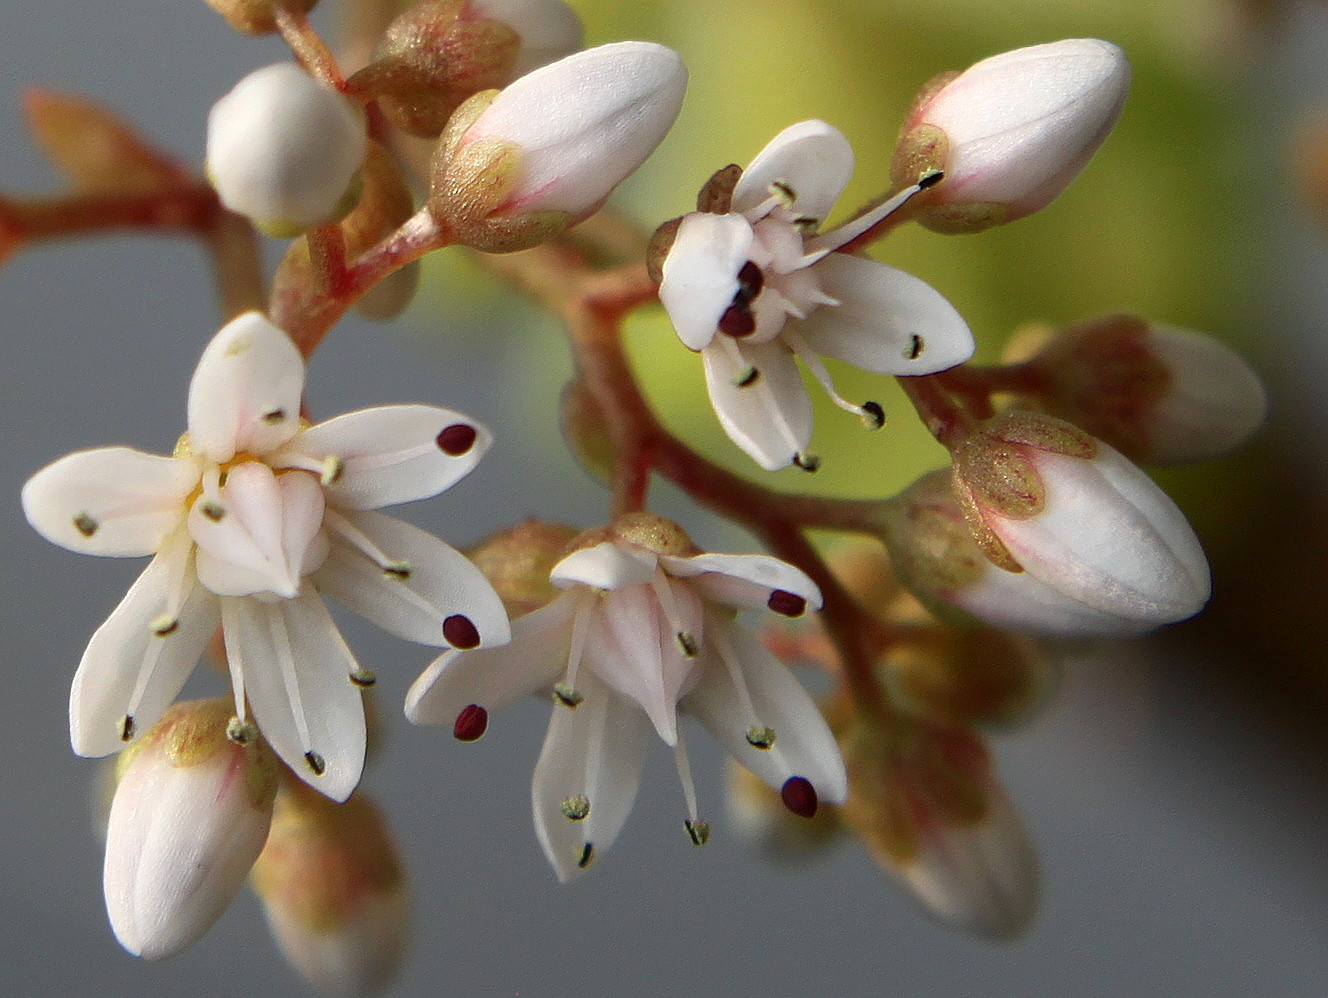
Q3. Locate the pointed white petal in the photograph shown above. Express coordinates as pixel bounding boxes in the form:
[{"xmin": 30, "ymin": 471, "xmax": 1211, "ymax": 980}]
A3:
[
  {"xmin": 551, "ymin": 541, "xmax": 657, "ymax": 590},
  {"xmin": 659, "ymin": 552, "xmax": 822, "ymax": 613},
  {"xmin": 687, "ymin": 619, "xmax": 846, "ymax": 803},
  {"xmin": 793, "ymin": 254, "xmax": 974, "ymax": 375},
  {"xmin": 70, "ymin": 547, "xmax": 219, "ymax": 758},
  {"xmin": 702, "ymin": 338, "xmax": 811, "ymax": 471},
  {"xmin": 658, "ymin": 212, "xmax": 753, "ymax": 351},
  {"xmin": 23, "ymin": 448, "xmax": 196, "ymax": 557},
  {"xmin": 274, "ymin": 405, "xmax": 492, "ymax": 511},
  {"xmin": 894, "ymin": 779, "xmax": 1039, "ymax": 941},
  {"xmin": 531, "ymin": 673, "xmax": 652, "ymax": 881},
  {"xmin": 405, "ymin": 594, "xmax": 576, "ymax": 726},
  {"xmin": 316, "ymin": 510, "xmax": 510, "ymax": 648},
  {"xmin": 581, "ymin": 584, "xmax": 701, "ymax": 745},
  {"xmin": 191, "ymin": 465, "xmax": 328, "ymax": 599},
  {"xmin": 221, "ymin": 594, "xmax": 366, "ymax": 801},
  {"xmin": 732, "ymin": 120, "xmax": 854, "ymax": 224},
  {"xmin": 187, "ymin": 312, "xmax": 305, "ymax": 463}
]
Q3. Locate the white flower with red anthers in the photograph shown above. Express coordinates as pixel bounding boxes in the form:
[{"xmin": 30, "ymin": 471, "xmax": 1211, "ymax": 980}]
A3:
[
  {"xmin": 23, "ymin": 311, "xmax": 510, "ymax": 801},
  {"xmin": 658, "ymin": 119, "xmax": 975, "ymax": 471},
  {"xmin": 405, "ymin": 512, "xmax": 847, "ymax": 881}
]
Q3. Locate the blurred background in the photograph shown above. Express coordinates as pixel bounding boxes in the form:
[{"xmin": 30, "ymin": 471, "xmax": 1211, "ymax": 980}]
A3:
[{"xmin": 2, "ymin": 0, "xmax": 1327, "ymax": 995}]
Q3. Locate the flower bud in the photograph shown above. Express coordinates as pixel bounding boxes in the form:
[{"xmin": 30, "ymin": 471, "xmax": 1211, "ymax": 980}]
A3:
[
  {"xmin": 893, "ymin": 39, "xmax": 1129, "ymax": 233},
  {"xmin": 203, "ymin": 0, "xmax": 318, "ymax": 35},
  {"xmin": 1020, "ymin": 315, "xmax": 1267, "ymax": 464},
  {"xmin": 429, "ymin": 41, "xmax": 687, "ymax": 252},
  {"xmin": 839, "ymin": 717, "xmax": 1038, "ymax": 940},
  {"xmin": 950, "ymin": 412, "xmax": 1211, "ymax": 628},
  {"xmin": 207, "ymin": 63, "xmax": 367, "ymax": 237},
  {"xmin": 103, "ymin": 699, "xmax": 278, "ymax": 959},
  {"xmin": 251, "ymin": 785, "xmax": 408, "ymax": 998}
]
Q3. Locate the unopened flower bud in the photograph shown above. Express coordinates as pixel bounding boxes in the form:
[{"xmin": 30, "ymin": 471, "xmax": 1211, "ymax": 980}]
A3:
[
  {"xmin": 839, "ymin": 717, "xmax": 1038, "ymax": 940},
  {"xmin": 251, "ymin": 785, "xmax": 408, "ymax": 998},
  {"xmin": 1020, "ymin": 315, "xmax": 1267, "ymax": 464},
  {"xmin": 203, "ymin": 0, "xmax": 318, "ymax": 35},
  {"xmin": 207, "ymin": 63, "xmax": 367, "ymax": 237},
  {"xmin": 103, "ymin": 699, "xmax": 278, "ymax": 959},
  {"xmin": 949, "ymin": 412, "xmax": 1211, "ymax": 628},
  {"xmin": 429, "ymin": 41, "xmax": 686, "ymax": 252},
  {"xmin": 466, "ymin": 519, "xmax": 580, "ymax": 616},
  {"xmin": 893, "ymin": 39, "xmax": 1129, "ymax": 233}
]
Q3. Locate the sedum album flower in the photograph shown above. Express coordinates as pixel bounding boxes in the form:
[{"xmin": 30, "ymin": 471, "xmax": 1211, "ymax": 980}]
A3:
[
  {"xmin": 103, "ymin": 698, "xmax": 279, "ymax": 960},
  {"xmin": 406, "ymin": 512, "xmax": 847, "ymax": 881},
  {"xmin": 657, "ymin": 119, "xmax": 974, "ymax": 471},
  {"xmin": 949, "ymin": 411, "xmax": 1210, "ymax": 629},
  {"xmin": 23, "ymin": 311, "xmax": 509, "ymax": 801},
  {"xmin": 893, "ymin": 38, "xmax": 1130, "ymax": 233},
  {"xmin": 207, "ymin": 62, "xmax": 367, "ymax": 236}
]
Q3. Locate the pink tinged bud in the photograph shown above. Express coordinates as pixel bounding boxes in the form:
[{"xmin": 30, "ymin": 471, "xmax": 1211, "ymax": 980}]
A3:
[
  {"xmin": 207, "ymin": 63, "xmax": 367, "ymax": 237},
  {"xmin": 895, "ymin": 39, "xmax": 1129, "ymax": 233},
  {"xmin": 430, "ymin": 41, "xmax": 686, "ymax": 250},
  {"xmin": 102, "ymin": 699, "xmax": 278, "ymax": 960},
  {"xmin": 951, "ymin": 412, "xmax": 1211, "ymax": 628}
]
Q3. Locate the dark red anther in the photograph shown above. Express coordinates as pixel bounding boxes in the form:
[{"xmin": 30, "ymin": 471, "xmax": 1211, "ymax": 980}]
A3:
[
  {"xmin": 453, "ymin": 704, "xmax": 488, "ymax": 742},
  {"xmin": 767, "ymin": 589, "xmax": 807, "ymax": 617},
  {"xmin": 443, "ymin": 614, "xmax": 481, "ymax": 649},
  {"xmin": 436, "ymin": 423, "xmax": 478, "ymax": 456},
  {"xmin": 718, "ymin": 304, "xmax": 756, "ymax": 337},
  {"xmin": 781, "ymin": 776, "xmax": 818, "ymax": 818},
  {"xmin": 734, "ymin": 260, "xmax": 764, "ymax": 306}
]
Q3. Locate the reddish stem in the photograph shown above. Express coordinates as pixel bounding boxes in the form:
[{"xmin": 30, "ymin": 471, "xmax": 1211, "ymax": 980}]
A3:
[{"xmin": 275, "ymin": 7, "xmax": 347, "ymax": 91}]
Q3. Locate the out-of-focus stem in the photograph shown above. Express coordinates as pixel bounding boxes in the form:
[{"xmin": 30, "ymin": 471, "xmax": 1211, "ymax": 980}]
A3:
[{"xmin": 275, "ymin": 6, "xmax": 347, "ymax": 90}]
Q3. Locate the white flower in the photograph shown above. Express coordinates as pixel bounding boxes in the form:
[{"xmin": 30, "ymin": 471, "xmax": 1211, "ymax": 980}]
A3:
[
  {"xmin": 894, "ymin": 39, "xmax": 1130, "ymax": 233},
  {"xmin": 405, "ymin": 513, "xmax": 847, "ymax": 881},
  {"xmin": 23, "ymin": 311, "xmax": 510, "ymax": 801},
  {"xmin": 207, "ymin": 63, "xmax": 367, "ymax": 236},
  {"xmin": 950, "ymin": 411, "xmax": 1211, "ymax": 628},
  {"xmin": 430, "ymin": 41, "xmax": 687, "ymax": 251},
  {"xmin": 102, "ymin": 698, "xmax": 279, "ymax": 960},
  {"xmin": 469, "ymin": 0, "xmax": 584, "ymax": 78},
  {"xmin": 658, "ymin": 120, "xmax": 974, "ymax": 471}
]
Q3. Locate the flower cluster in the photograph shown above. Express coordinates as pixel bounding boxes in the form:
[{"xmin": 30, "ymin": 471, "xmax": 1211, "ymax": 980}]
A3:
[{"xmin": 7, "ymin": 6, "xmax": 1268, "ymax": 995}]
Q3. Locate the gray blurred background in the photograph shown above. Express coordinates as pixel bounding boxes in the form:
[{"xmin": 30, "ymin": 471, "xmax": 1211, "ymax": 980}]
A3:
[{"xmin": 3, "ymin": 2, "xmax": 1328, "ymax": 996}]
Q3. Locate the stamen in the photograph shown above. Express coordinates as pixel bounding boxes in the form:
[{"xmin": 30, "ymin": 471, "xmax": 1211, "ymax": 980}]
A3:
[
  {"xmin": 745, "ymin": 727, "xmax": 776, "ymax": 749},
  {"xmin": 150, "ymin": 615, "xmax": 179, "ymax": 637},
  {"xmin": 905, "ymin": 334, "xmax": 924, "ymax": 361},
  {"xmin": 73, "ymin": 512, "xmax": 98, "ymax": 537},
  {"xmin": 119, "ymin": 715, "xmax": 136, "ymax": 742},
  {"xmin": 784, "ymin": 328, "xmax": 871, "ymax": 418},
  {"xmin": 792, "ymin": 452, "xmax": 821, "ymax": 472},
  {"xmin": 859, "ymin": 401, "xmax": 886, "ymax": 430},
  {"xmin": 769, "ymin": 179, "xmax": 797, "ymax": 207},
  {"xmin": 200, "ymin": 501, "xmax": 226, "ymax": 522},
  {"xmin": 561, "ymin": 796, "xmax": 591, "ymax": 821},
  {"xmin": 918, "ymin": 169, "xmax": 944, "ymax": 189},
  {"xmin": 734, "ymin": 261, "xmax": 764, "ymax": 306},
  {"xmin": 304, "ymin": 750, "xmax": 327, "ymax": 776},
  {"xmin": 320, "ymin": 455, "xmax": 344, "ymax": 486},
  {"xmin": 553, "ymin": 683, "xmax": 583, "ymax": 708},
  {"xmin": 349, "ymin": 668, "xmax": 377, "ymax": 688},
  {"xmin": 261, "ymin": 408, "xmax": 287, "ymax": 425},
  {"xmin": 685, "ymin": 819, "xmax": 711, "ymax": 846},
  {"xmin": 453, "ymin": 704, "xmax": 488, "ymax": 741},
  {"xmin": 810, "ymin": 173, "xmax": 944, "ymax": 253},
  {"xmin": 718, "ymin": 303, "xmax": 756, "ymax": 337},
  {"xmin": 781, "ymin": 776, "xmax": 819, "ymax": 818},
  {"xmin": 562, "ymin": 590, "xmax": 596, "ymax": 695},
  {"xmin": 716, "ymin": 336, "xmax": 806, "ymax": 462},
  {"xmin": 226, "ymin": 716, "xmax": 256, "ymax": 746},
  {"xmin": 672, "ymin": 728, "xmax": 703, "ymax": 830},
  {"xmin": 382, "ymin": 562, "xmax": 412, "ymax": 580},
  {"xmin": 324, "ymin": 511, "xmax": 418, "ymax": 589},
  {"xmin": 436, "ymin": 423, "xmax": 478, "ymax": 456},
  {"xmin": 577, "ymin": 842, "xmax": 595, "ymax": 869},
  {"xmin": 650, "ymin": 569, "xmax": 698, "ymax": 659},
  {"xmin": 767, "ymin": 589, "xmax": 807, "ymax": 617},
  {"xmin": 127, "ymin": 531, "xmax": 194, "ymax": 726},
  {"xmin": 443, "ymin": 614, "xmax": 481, "ymax": 649},
  {"xmin": 732, "ymin": 366, "xmax": 760, "ymax": 388},
  {"xmin": 709, "ymin": 618, "xmax": 775, "ymax": 743},
  {"xmin": 261, "ymin": 601, "xmax": 318, "ymax": 775}
]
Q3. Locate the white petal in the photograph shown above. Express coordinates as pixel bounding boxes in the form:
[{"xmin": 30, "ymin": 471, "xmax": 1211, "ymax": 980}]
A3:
[
  {"xmin": 274, "ymin": 405, "xmax": 492, "ymax": 511},
  {"xmin": 792, "ymin": 254, "xmax": 974, "ymax": 375},
  {"xmin": 551, "ymin": 541, "xmax": 657, "ymax": 590},
  {"xmin": 531, "ymin": 673, "xmax": 652, "ymax": 881},
  {"xmin": 405, "ymin": 594, "xmax": 577, "ymax": 725},
  {"xmin": 659, "ymin": 552, "xmax": 822, "ymax": 613},
  {"xmin": 686, "ymin": 618, "xmax": 846, "ymax": 804},
  {"xmin": 316, "ymin": 510, "xmax": 511, "ymax": 648},
  {"xmin": 470, "ymin": 0, "xmax": 585, "ymax": 77},
  {"xmin": 658, "ymin": 212, "xmax": 753, "ymax": 351},
  {"xmin": 221, "ymin": 594, "xmax": 366, "ymax": 801},
  {"xmin": 191, "ymin": 464, "xmax": 328, "ymax": 599},
  {"xmin": 70, "ymin": 545, "xmax": 219, "ymax": 758},
  {"xmin": 702, "ymin": 338, "xmax": 811, "ymax": 471},
  {"xmin": 23, "ymin": 448, "xmax": 196, "ymax": 557},
  {"xmin": 582, "ymin": 584, "xmax": 701, "ymax": 745},
  {"xmin": 893, "ymin": 779, "xmax": 1039, "ymax": 941},
  {"xmin": 732, "ymin": 120, "xmax": 854, "ymax": 224},
  {"xmin": 187, "ymin": 312, "xmax": 305, "ymax": 464}
]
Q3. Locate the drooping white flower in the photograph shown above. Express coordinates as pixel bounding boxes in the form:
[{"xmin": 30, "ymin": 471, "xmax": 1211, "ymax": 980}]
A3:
[
  {"xmin": 405, "ymin": 512, "xmax": 847, "ymax": 881},
  {"xmin": 949, "ymin": 411, "xmax": 1211, "ymax": 628},
  {"xmin": 657, "ymin": 120, "xmax": 974, "ymax": 471},
  {"xmin": 207, "ymin": 62, "xmax": 367, "ymax": 236},
  {"xmin": 103, "ymin": 698, "xmax": 279, "ymax": 960},
  {"xmin": 894, "ymin": 38, "xmax": 1130, "ymax": 233},
  {"xmin": 23, "ymin": 311, "xmax": 510, "ymax": 801}
]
